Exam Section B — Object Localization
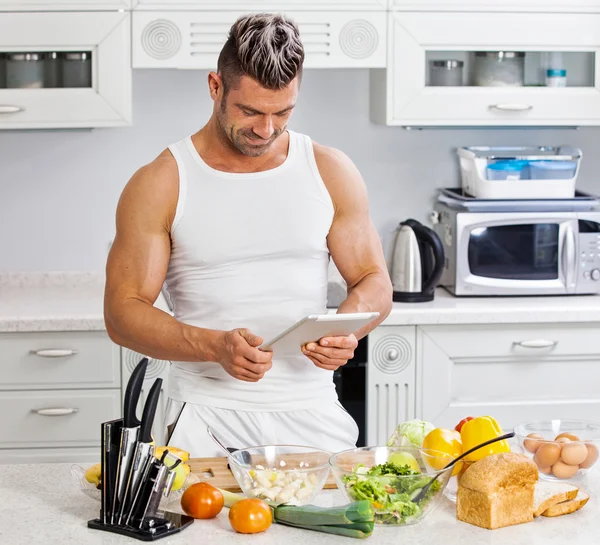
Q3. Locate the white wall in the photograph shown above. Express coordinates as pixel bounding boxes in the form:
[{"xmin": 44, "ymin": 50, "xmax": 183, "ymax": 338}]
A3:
[{"xmin": 1, "ymin": 68, "xmax": 600, "ymax": 272}]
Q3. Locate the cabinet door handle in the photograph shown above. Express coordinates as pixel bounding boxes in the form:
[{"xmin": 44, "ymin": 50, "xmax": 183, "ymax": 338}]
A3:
[
  {"xmin": 512, "ymin": 340, "xmax": 558, "ymax": 350},
  {"xmin": 30, "ymin": 349, "xmax": 78, "ymax": 358},
  {"xmin": 489, "ymin": 103, "xmax": 533, "ymax": 112},
  {"xmin": 32, "ymin": 408, "xmax": 79, "ymax": 416},
  {"xmin": 0, "ymin": 105, "xmax": 25, "ymax": 114}
]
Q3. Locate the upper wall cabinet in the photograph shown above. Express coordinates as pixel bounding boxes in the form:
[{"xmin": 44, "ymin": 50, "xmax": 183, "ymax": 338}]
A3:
[
  {"xmin": 0, "ymin": 12, "xmax": 131, "ymax": 129},
  {"xmin": 0, "ymin": 1, "xmax": 132, "ymax": 10},
  {"xmin": 132, "ymin": 1, "xmax": 388, "ymax": 11},
  {"xmin": 132, "ymin": 10, "xmax": 387, "ymax": 69},
  {"xmin": 391, "ymin": 1, "xmax": 600, "ymax": 12},
  {"xmin": 371, "ymin": 11, "xmax": 600, "ymax": 127}
]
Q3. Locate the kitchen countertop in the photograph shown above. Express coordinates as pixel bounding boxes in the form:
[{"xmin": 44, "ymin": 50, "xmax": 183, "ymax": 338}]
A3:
[
  {"xmin": 1, "ymin": 272, "xmax": 600, "ymax": 333},
  {"xmin": 1, "ymin": 463, "xmax": 598, "ymax": 545}
]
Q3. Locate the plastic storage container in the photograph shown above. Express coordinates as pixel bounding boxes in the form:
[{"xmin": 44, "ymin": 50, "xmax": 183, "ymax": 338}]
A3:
[
  {"xmin": 486, "ymin": 160, "xmax": 528, "ymax": 180},
  {"xmin": 43, "ymin": 52, "xmax": 60, "ymax": 88},
  {"xmin": 62, "ymin": 52, "xmax": 92, "ymax": 88},
  {"xmin": 458, "ymin": 146, "xmax": 581, "ymax": 199},
  {"xmin": 529, "ymin": 160, "xmax": 577, "ymax": 180},
  {"xmin": 6, "ymin": 52, "xmax": 43, "ymax": 88},
  {"xmin": 473, "ymin": 51, "xmax": 525, "ymax": 87},
  {"xmin": 0, "ymin": 53, "xmax": 5, "ymax": 88},
  {"xmin": 429, "ymin": 60, "xmax": 463, "ymax": 86}
]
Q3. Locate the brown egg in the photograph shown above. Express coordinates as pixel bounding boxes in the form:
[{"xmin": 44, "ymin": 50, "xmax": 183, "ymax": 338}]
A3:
[
  {"xmin": 556, "ymin": 437, "xmax": 571, "ymax": 444},
  {"xmin": 538, "ymin": 465, "xmax": 552, "ymax": 475},
  {"xmin": 580, "ymin": 443, "xmax": 600, "ymax": 469},
  {"xmin": 555, "ymin": 432, "xmax": 580, "ymax": 442},
  {"xmin": 552, "ymin": 460, "xmax": 580, "ymax": 479},
  {"xmin": 524, "ymin": 433, "xmax": 544, "ymax": 453},
  {"xmin": 560, "ymin": 442, "xmax": 588, "ymax": 465},
  {"xmin": 534, "ymin": 442, "xmax": 561, "ymax": 468}
]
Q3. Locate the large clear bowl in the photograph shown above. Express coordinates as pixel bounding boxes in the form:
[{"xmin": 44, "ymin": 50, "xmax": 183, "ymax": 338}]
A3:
[
  {"xmin": 329, "ymin": 446, "xmax": 453, "ymax": 526},
  {"xmin": 514, "ymin": 420, "xmax": 600, "ymax": 482},
  {"xmin": 228, "ymin": 445, "xmax": 331, "ymax": 506}
]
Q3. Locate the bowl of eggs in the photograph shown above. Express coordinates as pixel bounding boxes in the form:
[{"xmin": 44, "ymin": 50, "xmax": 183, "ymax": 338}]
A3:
[{"xmin": 514, "ymin": 420, "xmax": 600, "ymax": 481}]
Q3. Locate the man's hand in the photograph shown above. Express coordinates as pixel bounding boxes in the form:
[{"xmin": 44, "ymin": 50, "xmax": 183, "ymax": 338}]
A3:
[
  {"xmin": 216, "ymin": 329, "xmax": 273, "ymax": 382},
  {"xmin": 302, "ymin": 334, "xmax": 358, "ymax": 371}
]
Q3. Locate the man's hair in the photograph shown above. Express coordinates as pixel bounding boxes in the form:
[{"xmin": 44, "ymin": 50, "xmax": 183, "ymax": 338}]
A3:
[{"xmin": 217, "ymin": 13, "xmax": 304, "ymax": 92}]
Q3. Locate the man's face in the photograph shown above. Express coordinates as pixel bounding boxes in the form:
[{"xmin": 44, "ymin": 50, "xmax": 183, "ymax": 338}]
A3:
[{"xmin": 214, "ymin": 75, "xmax": 299, "ymax": 157}]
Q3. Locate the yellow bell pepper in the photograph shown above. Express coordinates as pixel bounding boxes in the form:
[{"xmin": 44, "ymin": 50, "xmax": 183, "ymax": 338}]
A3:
[
  {"xmin": 422, "ymin": 428, "xmax": 463, "ymax": 476},
  {"xmin": 460, "ymin": 415, "xmax": 510, "ymax": 462}
]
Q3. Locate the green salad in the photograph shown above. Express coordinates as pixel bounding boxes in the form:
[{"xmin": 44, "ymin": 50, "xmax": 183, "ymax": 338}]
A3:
[{"xmin": 341, "ymin": 462, "xmax": 441, "ymax": 525}]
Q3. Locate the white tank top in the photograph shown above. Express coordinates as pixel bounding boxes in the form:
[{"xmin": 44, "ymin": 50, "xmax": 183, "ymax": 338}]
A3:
[{"xmin": 164, "ymin": 130, "xmax": 337, "ymax": 411}]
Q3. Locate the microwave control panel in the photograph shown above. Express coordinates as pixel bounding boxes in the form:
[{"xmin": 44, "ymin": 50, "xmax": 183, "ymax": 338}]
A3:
[{"xmin": 579, "ymin": 220, "xmax": 600, "ymax": 283}]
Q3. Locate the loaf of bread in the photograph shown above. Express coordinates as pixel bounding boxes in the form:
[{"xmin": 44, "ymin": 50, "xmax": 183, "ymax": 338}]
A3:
[{"xmin": 456, "ymin": 452, "xmax": 538, "ymax": 530}]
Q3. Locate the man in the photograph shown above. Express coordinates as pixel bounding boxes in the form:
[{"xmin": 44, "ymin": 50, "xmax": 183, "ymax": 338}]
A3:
[{"xmin": 104, "ymin": 13, "xmax": 392, "ymax": 457}]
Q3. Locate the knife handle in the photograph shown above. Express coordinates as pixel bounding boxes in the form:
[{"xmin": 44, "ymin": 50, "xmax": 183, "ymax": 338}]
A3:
[
  {"xmin": 124, "ymin": 358, "xmax": 148, "ymax": 428},
  {"xmin": 139, "ymin": 378, "xmax": 163, "ymax": 444}
]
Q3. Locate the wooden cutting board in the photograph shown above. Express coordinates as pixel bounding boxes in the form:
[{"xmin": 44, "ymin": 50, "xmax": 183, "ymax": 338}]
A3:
[{"xmin": 188, "ymin": 456, "xmax": 338, "ymax": 492}]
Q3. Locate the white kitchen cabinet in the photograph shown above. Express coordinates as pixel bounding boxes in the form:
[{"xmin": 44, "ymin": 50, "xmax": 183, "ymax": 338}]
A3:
[
  {"xmin": 371, "ymin": 11, "xmax": 600, "ymax": 127},
  {"xmin": 133, "ymin": 1, "xmax": 388, "ymax": 11},
  {"xmin": 122, "ymin": 348, "xmax": 170, "ymax": 445},
  {"xmin": 391, "ymin": 1, "xmax": 600, "ymax": 12},
  {"xmin": 0, "ymin": 332, "xmax": 120, "ymax": 390},
  {"xmin": 0, "ymin": 331, "xmax": 121, "ymax": 464},
  {"xmin": 132, "ymin": 10, "xmax": 386, "ymax": 69},
  {"xmin": 0, "ymin": 11, "xmax": 131, "ymax": 129},
  {"xmin": 416, "ymin": 323, "xmax": 600, "ymax": 431},
  {"xmin": 367, "ymin": 325, "xmax": 416, "ymax": 446},
  {"xmin": 0, "ymin": 0, "xmax": 132, "ymax": 10}
]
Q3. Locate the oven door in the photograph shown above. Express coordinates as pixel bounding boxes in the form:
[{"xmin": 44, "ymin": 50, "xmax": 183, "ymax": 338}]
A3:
[{"xmin": 454, "ymin": 212, "xmax": 578, "ymax": 296}]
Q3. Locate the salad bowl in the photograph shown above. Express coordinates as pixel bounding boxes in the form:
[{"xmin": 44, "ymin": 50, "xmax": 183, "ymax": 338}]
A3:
[{"xmin": 330, "ymin": 446, "xmax": 453, "ymax": 526}]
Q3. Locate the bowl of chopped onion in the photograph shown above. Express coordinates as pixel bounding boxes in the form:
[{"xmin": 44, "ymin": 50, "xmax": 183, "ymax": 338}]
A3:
[{"xmin": 228, "ymin": 444, "xmax": 331, "ymax": 506}]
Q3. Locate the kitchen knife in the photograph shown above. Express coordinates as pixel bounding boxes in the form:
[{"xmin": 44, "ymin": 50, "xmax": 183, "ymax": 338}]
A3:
[
  {"xmin": 119, "ymin": 377, "xmax": 163, "ymax": 525},
  {"xmin": 111, "ymin": 357, "xmax": 148, "ymax": 524},
  {"xmin": 101, "ymin": 418, "xmax": 123, "ymax": 525}
]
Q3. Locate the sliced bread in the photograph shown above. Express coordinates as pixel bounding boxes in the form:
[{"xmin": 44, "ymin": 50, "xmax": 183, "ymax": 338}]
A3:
[
  {"xmin": 533, "ymin": 481, "xmax": 579, "ymax": 517},
  {"xmin": 542, "ymin": 490, "xmax": 590, "ymax": 518}
]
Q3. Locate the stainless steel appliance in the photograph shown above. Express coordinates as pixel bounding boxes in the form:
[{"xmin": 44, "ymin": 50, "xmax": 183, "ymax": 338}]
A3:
[
  {"xmin": 391, "ymin": 219, "xmax": 445, "ymax": 303},
  {"xmin": 434, "ymin": 193, "xmax": 600, "ymax": 297}
]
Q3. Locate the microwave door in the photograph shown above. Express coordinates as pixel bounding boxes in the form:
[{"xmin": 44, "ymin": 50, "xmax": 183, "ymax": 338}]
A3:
[{"xmin": 456, "ymin": 214, "xmax": 575, "ymax": 296}]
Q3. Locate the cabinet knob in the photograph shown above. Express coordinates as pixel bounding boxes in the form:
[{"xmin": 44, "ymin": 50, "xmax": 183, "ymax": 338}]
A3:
[
  {"xmin": 385, "ymin": 348, "xmax": 400, "ymax": 361},
  {"xmin": 30, "ymin": 349, "xmax": 78, "ymax": 358},
  {"xmin": 32, "ymin": 408, "xmax": 79, "ymax": 416}
]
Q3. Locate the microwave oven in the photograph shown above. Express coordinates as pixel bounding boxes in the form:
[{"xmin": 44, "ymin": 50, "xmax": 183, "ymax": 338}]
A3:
[{"xmin": 434, "ymin": 203, "xmax": 600, "ymax": 297}]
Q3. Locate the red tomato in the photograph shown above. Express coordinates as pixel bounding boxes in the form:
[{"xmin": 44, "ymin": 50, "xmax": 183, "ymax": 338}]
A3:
[
  {"xmin": 180, "ymin": 482, "xmax": 224, "ymax": 519},
  {"xmin": 455, "ymin": 416, "xmax": 475, "ymax": 433}
]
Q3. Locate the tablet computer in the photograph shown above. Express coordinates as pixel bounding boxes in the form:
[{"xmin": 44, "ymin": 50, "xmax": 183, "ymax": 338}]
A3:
[{"xmin": 259, "ymin": 312, "xmax": 380, "ymax": 357}]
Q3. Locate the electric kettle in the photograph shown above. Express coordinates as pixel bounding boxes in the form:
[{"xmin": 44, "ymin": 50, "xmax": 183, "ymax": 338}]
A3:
[{"xmin": 391, "ymin": 219, "xmax": 445, "ymax": 303}]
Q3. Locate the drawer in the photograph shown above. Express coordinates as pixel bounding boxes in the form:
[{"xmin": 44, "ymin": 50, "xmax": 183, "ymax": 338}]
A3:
[
  {"xmin": 0, "ymin": 389, "xmax": 121, "ymax": 448},
  {"xmin": 418, "ymin": 323, "xmax": 600, "ymax": 360},
  {"xmin": 0, "ymin": 331, "xmax": 120, "ymax": 389}
]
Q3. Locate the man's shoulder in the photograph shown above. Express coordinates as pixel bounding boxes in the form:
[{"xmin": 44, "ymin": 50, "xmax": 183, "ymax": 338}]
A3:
[
  {"xmin": 118, "ymin": 149, "xmax": 180, "ymax": 226},
  {"xmin": 311, "ymin": 140, "xmax": 354, "ymax": 172}
]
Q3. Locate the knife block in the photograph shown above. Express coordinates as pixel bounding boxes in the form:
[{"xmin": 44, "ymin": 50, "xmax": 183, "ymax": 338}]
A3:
[{"xmin": 87, "ymin": 417, "xmax": 193, "ymax": 541}]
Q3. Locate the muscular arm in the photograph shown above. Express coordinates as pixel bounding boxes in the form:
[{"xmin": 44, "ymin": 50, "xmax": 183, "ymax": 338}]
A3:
[
  {"xmin": 105, "ymin": 152, "xmax": 273, "ymax": 383},
  {"xmin": 301, "ymin": 144, "xmax": 392, "ymax": 370},
  {"xmin": 104, "ymin": 151, "xmax": 224, "ymax": 362},
  {"xmin": 316, "ymin": 143, "xmax": 393, "ymax": 339}
]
